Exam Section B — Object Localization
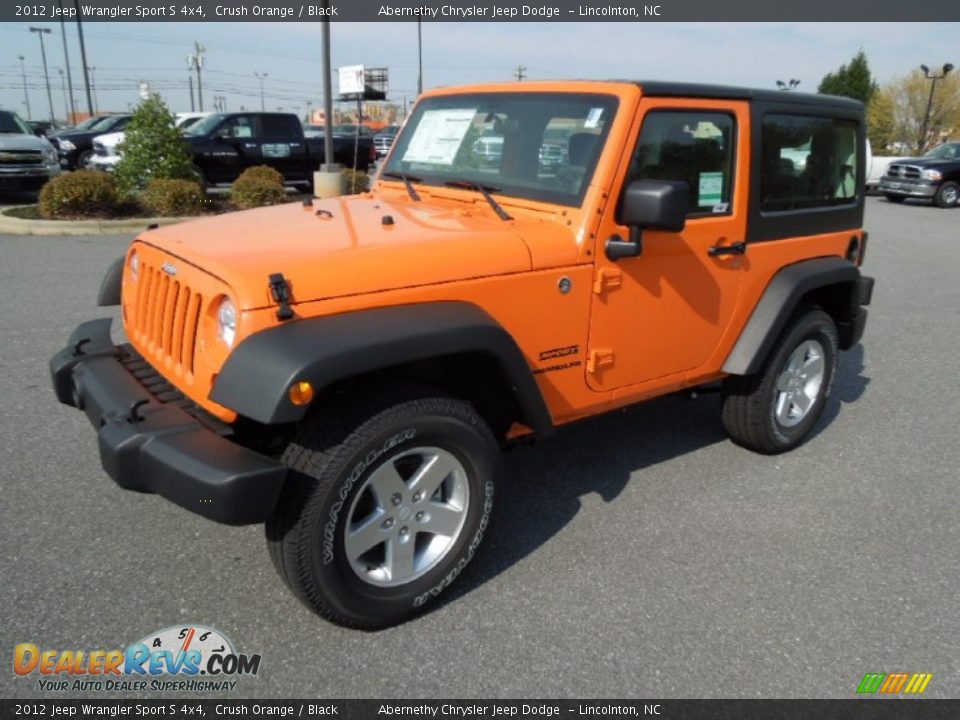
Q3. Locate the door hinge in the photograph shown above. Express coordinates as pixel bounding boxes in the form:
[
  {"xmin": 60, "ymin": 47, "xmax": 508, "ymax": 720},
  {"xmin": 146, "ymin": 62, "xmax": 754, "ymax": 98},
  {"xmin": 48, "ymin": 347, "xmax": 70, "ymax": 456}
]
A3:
[
  {"xmin": 592, "ymin": 268, "xmax": 622, "ymax": 295},
  {"xmin": 587, "ymin": 348, "xmax": 615, "ymax": 374}
]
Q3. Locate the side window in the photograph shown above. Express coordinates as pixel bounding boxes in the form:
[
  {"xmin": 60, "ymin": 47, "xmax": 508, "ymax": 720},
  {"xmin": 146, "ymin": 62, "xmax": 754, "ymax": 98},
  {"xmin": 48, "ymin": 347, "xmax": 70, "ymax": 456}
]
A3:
[
  {"xmin": 627, "ymin": 110, "xmax": 735, "ymax": 215},
  {"xmin": 262, "ymin": 115, "xmax": 300, "ymax": 140},
  {"xmin": 216, "ymin": 115, "xmax": 258, "ymax": 139},
  {"xmin": 760, "ymin": 114, "xmax": 858, "ymax": 212}
]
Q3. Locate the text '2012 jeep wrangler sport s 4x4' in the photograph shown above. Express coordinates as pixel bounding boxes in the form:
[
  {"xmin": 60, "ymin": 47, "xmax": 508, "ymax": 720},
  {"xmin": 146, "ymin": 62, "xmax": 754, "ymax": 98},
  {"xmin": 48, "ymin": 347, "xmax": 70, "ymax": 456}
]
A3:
[{"xmin": 51, "ymin": 81, "xmax": 874, "ymax": 629}]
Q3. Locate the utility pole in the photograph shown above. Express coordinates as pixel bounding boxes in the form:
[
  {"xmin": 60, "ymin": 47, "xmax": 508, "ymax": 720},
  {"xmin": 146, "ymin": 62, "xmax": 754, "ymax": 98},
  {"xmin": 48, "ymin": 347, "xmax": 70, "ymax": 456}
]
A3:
[
  {"xmin": 187, "ymin": 68, "xmax": 195, "ymax": 112},
  {"xmin": 254, "ymin": 71, "xmax": 268, "ymax": 111},
  {"xmin": 514, "ymin": 65, "xmax": 527, "ymax": 82},
  {"xmin": 74, "ymin": 0, "xmax": 94, "ymax": 116},
  {"xmin": 57, "ymin": 0, "xmax": 76, "ymax": 122},
  {"xmin": 87, "ymin": 66, "xmax": 98, "ymax": 113},
  {"xmin": 417, "ymin": 20, "xmax": 423, "ymax": 96},
  {"xmin": 29, "ymin": 27, "xmax": 56, "ymax": 123},
  {"xmin": 17, "ymin": 55, "xmax": 32, "ymax": 119},
  {"xmin": 57, "ymin": 69, "xmax": 69, "ymax": 121},
  {"xmin": 919, "ymin": 63, "xmax": 954, "ymax": 153},
  {"xmin": 189, "ymin": 42, "xmax": 206, "ymax": 111}
]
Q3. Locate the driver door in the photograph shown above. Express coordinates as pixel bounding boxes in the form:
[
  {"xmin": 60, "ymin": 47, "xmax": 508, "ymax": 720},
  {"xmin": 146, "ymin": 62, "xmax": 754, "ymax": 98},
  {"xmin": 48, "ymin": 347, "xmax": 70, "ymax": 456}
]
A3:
[{"xmin": 587, "ymin": 99, "xmax": 750, "ymax": 391}]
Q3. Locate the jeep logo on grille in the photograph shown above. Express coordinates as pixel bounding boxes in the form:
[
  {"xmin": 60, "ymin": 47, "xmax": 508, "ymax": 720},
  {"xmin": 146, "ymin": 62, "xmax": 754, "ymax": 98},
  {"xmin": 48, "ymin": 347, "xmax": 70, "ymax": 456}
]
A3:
[{"xmin": 161, "ymin": 262, "xmax": 178, "ymax": 276}]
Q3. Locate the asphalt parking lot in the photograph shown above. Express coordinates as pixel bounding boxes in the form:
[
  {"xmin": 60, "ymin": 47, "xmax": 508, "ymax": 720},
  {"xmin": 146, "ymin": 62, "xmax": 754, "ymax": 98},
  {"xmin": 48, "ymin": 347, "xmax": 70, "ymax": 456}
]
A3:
[{"xmin": 1, "ymin": 197, "xmax": 958, "ymax": 699}]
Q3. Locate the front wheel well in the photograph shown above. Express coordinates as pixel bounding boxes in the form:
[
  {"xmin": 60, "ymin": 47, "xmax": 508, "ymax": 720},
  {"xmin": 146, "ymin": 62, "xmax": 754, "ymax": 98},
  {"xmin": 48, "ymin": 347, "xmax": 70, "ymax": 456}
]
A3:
[{"xmin": 310, "ymin": 353, "xmax": 525, "ymax": 442}]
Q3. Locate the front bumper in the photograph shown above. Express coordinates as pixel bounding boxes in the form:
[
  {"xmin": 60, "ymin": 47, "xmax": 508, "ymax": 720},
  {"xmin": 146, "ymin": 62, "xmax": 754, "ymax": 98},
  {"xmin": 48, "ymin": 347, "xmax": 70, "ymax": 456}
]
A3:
[
  {"xmin": 88, "ymin": 155, "xmax": 120, "ymax": 172},
  {"xmin": 878, "ymin": 178, "xmax": 938, "ymax": 198},
  {"xmin": 49, "ymin": 318, "xmax": 286, "ymax": 525},
  {"xmin": 0, "ymin": 165, "xmax": 58, "ymax": 191}
]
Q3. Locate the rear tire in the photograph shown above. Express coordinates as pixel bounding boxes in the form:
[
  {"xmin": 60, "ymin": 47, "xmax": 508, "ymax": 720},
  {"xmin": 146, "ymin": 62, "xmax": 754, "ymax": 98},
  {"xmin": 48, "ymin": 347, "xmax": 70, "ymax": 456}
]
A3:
[
  {"xmin": 75, "ymin": 150, "xmax": 93, "ymax": 171},
  {"xmin": 721, "ymin": 309, "xmax": 838, "ymax": 454},
  {"xmin": 884, "ymin": 194, "xmax": 905, "ymax": 203},
  {"xmin": 934, "ymin": 181, "xmax": 959, "ymax": 209},
  {"xmin": 266, "ymin": 385, "xmax": 500, "ymax": 629}
]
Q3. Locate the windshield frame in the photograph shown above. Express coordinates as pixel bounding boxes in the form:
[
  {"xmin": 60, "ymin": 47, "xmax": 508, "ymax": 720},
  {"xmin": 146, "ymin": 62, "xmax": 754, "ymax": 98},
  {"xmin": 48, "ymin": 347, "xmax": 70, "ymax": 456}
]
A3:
[
  {"xmin": 0, "ymin": 110, "xmax": 32, "ymax": 135},
  {"xmin": 382, "ymin": 91, "xmax": 620, "ymax": 208}
]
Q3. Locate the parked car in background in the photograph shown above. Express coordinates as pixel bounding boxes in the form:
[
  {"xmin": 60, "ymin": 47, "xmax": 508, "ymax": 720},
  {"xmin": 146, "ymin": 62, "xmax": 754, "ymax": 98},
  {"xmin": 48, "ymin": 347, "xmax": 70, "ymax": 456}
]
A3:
[
  {"xmin": 373, "ymin": 124, "xmax": 401, "ymax": 158},
  {"xmin": 25, "ymin": 120, "xmax": 59, "ymax": 137},
  {"xmin": 0, "ymin": 109, "xmax": 61, "ymax": 192},
  {"xmin": 333, "ymin": 124, "xmax": 374, "ymax": 137},
  {"xmin": 47, "ymin": 114, "xmax": 132, "ymax": 170},
  {"xmin": 183, "ymin": 112, "xmax": 375, "ymax": 188},
  {"xmin": 879, "ymin": 141, "xmax": 960, "ymax": 208},
  {"xmin": 538, "ymin": 142, "xmax": 567, "ymax": 169}
]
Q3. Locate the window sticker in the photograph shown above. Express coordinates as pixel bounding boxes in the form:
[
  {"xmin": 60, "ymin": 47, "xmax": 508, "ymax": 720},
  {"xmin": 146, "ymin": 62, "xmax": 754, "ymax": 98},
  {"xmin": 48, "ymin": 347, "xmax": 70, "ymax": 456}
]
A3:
[
  {"xmin": 402, "ymin": 109, "xmax": 477, "ymax": 165},
  {"xmin": 262, "ymin": 144, "xmax": 291, "ymax": 158},
  {"xmin": 584, "ymin": 107, "xmax": 604, "ymax": 129},
  {"xmin": 712, "ymin": 202, "xmax": 730, "ymax": 213},
  {"xmin": 698, "ymin": 171, "xmax": 724, "ymax": 206}
]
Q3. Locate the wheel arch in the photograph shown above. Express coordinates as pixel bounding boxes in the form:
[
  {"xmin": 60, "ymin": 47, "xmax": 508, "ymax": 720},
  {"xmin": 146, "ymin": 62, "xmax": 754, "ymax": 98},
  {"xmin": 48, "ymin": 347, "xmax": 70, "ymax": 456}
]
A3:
[
  {"xmin": 723, "ymin": 256, "xmax": 867, "ymax": 376},
  {"xmin": 210, "ymin": 302, "xmax": 554, "ymax": 439}
]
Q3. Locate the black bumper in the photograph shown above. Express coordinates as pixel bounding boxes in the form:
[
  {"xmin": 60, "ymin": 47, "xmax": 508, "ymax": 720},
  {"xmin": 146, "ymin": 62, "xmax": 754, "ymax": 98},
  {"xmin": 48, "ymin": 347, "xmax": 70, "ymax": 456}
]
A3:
[{"xmin": 49, "ymin": 319, "xmax": 286, "ymax": 524}]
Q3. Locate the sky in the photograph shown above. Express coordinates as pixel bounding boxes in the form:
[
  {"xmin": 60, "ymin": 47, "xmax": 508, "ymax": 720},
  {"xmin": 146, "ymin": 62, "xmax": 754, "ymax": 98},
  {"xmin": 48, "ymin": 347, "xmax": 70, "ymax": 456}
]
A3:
[{"xmin": 0, "ymin": 21, "xmax": 956, "ymax": 121}]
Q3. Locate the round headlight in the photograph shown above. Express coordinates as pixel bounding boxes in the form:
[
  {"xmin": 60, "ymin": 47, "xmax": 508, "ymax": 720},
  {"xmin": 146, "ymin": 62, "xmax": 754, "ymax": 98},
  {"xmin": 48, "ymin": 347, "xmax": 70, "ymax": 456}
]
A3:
[
  {"xmin": 217, "ymin": 297, "xmax": 237, "ymax": 348},
  {"xmin": 128, "ymin": 250, "xmax": 139, "ymax": 281}
]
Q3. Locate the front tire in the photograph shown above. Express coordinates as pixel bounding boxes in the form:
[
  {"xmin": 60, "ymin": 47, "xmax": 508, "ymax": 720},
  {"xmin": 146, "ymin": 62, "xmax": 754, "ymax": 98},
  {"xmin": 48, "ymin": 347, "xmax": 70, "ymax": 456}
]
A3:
[
  {"xmin": 266, "ymin": 385, "xmax": 500, "ymax": 629},
  {"xmin": 934, "ymin": 181, "xmax": 959, "ymax": 209},
  {"xmin": 721, "ymin": 309, "xmax": 839, "ymax": 454}
]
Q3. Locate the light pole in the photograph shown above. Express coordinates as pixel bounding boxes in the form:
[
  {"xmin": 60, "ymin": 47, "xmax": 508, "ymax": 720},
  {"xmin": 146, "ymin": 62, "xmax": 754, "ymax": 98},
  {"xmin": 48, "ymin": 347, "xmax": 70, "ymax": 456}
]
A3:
[
  {"xmin": 776, "ymin": 79, "xmax": 800, "ymax": 91},
  {"xmin": 919, "ymin": 63, "xmax": 954, "ymax": 153},
  {"xmin": 74, "ymin": 0, "xmax": 94, "ymax": 116},
  {"xmin": 254, "ymin": 71, "xmax": 268, "ymax": 111},
  {"xmin": 87, "ymin": 66, "xmax": 98, "ymax": 113},
  {"xmin": 190, "ymin": 42, "xmax": 206, "ymax": 111},
  {"xmin": 29, "ymin": 27, "xmax": 56, "ymax": 123},
  {"xmin": 57, "ymin": 1, "xmax": 76, "ymax": 122},
  {"xmin": 17, "ymin": 55, "xmax": 31, "ymax": 119},
  {"xmin": 417, "ymin": 20, "xmax": 423, "ymax": 96}
]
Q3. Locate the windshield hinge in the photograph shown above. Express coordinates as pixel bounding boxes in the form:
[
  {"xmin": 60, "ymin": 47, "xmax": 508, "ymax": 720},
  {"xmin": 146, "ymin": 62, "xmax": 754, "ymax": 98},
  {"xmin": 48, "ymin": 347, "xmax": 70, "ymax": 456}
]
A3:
[
  {"xmin": 268, "ymin": 273, "xmax": 294, "ymax": 321},
  {"xmin": 586, "ymin": 348, "xmax": 615, "ymax": 375},
  {"xmin": 592, "ymin": 268, "xmax": 622, "ymax": 295}
]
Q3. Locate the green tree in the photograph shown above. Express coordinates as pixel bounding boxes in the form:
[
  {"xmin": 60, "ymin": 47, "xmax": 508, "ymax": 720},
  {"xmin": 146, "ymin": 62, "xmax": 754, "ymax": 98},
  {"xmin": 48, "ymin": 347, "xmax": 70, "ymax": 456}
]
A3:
[
  {"xmin": 866, "ymin": 87, "xmax": 896, "ymax": 153},
  {"xmin": 818, "ymin": 50, "xmax": 877, "ymax": 104},
  {"xmin": 114, "ymin": 94, "xmax": 197, "ymax": 197},
  {"xmin": 888, "ymin": 69, "xmax": 960, "ymax": 153}
]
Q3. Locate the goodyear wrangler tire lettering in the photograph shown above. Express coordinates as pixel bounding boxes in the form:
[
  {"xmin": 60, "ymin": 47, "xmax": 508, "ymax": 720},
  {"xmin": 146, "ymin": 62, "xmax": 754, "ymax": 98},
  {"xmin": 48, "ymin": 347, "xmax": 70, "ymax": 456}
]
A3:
[{"xmin": 266, "ymin": 386, "xmax": 501, "ymax": 630}]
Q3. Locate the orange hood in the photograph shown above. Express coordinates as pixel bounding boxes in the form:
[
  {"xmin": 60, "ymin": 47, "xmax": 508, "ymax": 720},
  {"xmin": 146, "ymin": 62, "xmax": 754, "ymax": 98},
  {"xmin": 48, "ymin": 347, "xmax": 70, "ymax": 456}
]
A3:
[{"xmin": 138, "ymin": 194, "xmax": 575, "ymax": 310}]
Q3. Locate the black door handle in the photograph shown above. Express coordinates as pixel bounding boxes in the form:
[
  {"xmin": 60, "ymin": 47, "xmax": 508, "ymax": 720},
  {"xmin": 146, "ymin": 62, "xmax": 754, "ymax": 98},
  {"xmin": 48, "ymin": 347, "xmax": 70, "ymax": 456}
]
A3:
[{"xmin": 708, "ymin": 241, "xmax": 747, "ymax": 257}]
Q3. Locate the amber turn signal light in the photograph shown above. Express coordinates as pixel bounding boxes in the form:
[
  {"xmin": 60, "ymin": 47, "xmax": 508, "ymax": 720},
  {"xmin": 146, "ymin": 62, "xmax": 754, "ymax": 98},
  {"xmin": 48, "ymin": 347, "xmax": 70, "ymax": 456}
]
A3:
[{"xmin": 288, "ymin": 381, "xmax": 314, "ymax": 406}]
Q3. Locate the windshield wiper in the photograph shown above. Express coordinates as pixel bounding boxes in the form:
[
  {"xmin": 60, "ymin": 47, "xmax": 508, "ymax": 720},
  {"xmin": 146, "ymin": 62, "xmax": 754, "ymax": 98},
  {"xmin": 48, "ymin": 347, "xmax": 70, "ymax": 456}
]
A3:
[
  {"xmin": 444, "ymin": 180, "xmax": 512, "ymax": 221},
  {"xmin": 381, "ymin": 171, "xmax": 422, "ymax": 202}
]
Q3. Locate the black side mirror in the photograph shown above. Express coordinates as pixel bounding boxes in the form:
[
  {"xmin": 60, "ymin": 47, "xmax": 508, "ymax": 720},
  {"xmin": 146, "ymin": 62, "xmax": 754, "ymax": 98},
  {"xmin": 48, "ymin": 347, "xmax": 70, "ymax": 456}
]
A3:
[
  {"xmin": 606, "ymin": 179, "xmax": 689, "ymax": 261},
  {"xmin": 33, "ymin": 127, "xmax": 46, "ymax": 137}
]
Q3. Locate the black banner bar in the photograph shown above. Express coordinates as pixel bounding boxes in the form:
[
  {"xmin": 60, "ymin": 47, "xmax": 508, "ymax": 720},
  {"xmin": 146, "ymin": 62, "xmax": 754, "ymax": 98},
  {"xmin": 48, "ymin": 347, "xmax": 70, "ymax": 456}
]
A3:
[
  {"xmin": 2, "ymin": 700, "xmax": 960, "ymax": 720},
  {"xmin": 1, "ymin": 0, "xmax": 959, "ymax": 23}
]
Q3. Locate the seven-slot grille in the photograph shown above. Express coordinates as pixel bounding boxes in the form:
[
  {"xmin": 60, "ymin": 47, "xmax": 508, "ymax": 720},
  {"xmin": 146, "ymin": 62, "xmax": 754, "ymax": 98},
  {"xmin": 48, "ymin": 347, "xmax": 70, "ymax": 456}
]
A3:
[
  {"xmin": 887, "ymin": 164, "xmax": 922, "ymax": 180},
  {"xmin": 131, "ymin": 259, "xmax": 204, "ymax": 376}
]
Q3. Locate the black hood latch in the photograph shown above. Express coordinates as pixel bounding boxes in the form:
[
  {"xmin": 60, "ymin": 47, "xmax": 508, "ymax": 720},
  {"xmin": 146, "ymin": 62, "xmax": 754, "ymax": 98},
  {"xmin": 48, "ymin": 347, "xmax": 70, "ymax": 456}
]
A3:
[{"xmin": 269, "ymin": 273, "xmax": 295, "ymax": 321}]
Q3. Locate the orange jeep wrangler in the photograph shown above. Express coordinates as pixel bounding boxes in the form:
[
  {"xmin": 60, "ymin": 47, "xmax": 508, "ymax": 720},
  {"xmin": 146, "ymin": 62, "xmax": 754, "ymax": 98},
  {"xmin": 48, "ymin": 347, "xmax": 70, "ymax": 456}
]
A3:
[{"xmin": 51, "ymin": 81, "xmax": 873, "ymax": 628}]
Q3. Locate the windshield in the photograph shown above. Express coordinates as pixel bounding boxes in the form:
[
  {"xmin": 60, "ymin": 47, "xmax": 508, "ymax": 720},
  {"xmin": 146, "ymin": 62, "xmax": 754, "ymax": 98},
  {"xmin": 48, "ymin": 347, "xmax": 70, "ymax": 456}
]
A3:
[
  {"xmin": 0, "ymin": 111, "xmax": 31, "ymax": 134},
  {"xmin": 71, "ymin": 116, "xmax": 105, "ymax": 131},
  {"xmin": 924, "ymin": 143, "xmax": 960, "ymax": 160},
  {"xmin": 383, "ymin": 92, "xmax": 618, "ymax": 206},
  {"xmin": 184, "ymin": 114, "xmax": 227, "ymax": 136}
]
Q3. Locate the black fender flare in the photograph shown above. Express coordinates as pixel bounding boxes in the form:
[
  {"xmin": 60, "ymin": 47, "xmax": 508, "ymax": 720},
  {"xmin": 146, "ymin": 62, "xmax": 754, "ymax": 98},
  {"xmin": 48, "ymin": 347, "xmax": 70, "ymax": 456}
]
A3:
[
  {"xmin": 209, "ymin": 301, "xmax": 554, "ymax": 435},
  {"xmin": 97, "ymin": 256, "xmax": 124, "ymax": 307},
  {"xmin": 722, "ymin": 257, "xmax": 865, "ymax": 376}
]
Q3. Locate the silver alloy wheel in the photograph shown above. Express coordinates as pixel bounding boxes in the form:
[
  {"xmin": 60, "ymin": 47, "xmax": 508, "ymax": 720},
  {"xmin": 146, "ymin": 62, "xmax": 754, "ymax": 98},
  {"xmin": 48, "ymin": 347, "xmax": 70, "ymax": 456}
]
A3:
[
  {"xmin": 343, "ymin": 446, "xmax": 470, "ymax": 587},
  {"xmin": 773, "ymin": 339, "xmax": 826, "ymax": 428},
  {"xmin": 942, "ymin": 185, "xmax": 959, "ymax": 205}
]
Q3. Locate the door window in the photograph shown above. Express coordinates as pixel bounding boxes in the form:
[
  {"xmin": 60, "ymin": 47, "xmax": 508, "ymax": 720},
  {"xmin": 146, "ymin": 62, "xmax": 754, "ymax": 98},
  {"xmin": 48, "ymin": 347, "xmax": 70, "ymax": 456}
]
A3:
[
  {"xmin": 261, "ymin": 114, "xmax": 301, "ymax": 140},
  {"xmin": 626, "ymin": 110, "xmax": 736, "ymax": 215}
]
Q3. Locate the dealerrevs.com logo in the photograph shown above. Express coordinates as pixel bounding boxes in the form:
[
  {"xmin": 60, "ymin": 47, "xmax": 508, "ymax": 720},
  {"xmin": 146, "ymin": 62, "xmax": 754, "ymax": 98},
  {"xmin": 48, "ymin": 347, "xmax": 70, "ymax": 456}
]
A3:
[{"xmin": 13, "ymin": 625, "xmax": 261, "ymax": 693}]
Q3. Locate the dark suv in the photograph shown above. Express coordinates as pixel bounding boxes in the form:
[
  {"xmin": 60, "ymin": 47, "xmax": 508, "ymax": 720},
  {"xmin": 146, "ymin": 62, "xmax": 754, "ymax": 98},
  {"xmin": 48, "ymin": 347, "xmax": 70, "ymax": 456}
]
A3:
[{"xmin": 879, "ymin": 142, "xmax": 960, "ymax": 208}]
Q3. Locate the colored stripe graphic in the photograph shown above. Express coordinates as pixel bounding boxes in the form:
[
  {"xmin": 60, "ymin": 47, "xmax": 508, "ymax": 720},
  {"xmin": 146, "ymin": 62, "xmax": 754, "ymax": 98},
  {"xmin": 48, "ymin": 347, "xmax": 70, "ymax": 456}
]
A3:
[
  {"xmin": 903, "ymin": 673, "xmax": 933, "ymax": 694},
  {"xmin": 857, "ymin": 672, "xmax": 932, "ymax": 695},
  {"xmin": 856, "ymin": 673, "xmax": 885, "ymax": 694}
]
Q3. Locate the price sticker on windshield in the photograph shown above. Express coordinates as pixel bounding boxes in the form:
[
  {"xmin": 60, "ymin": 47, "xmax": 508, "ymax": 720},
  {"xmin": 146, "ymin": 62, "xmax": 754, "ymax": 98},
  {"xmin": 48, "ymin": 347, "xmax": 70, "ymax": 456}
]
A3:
[{"xmin": 402, "ymin": 109, "xmax": 476, "ymax": 166}]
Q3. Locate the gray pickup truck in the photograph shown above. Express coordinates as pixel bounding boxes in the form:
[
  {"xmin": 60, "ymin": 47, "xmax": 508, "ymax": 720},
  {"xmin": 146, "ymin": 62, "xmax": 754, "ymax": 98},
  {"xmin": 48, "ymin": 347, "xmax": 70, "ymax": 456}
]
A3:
[{"xmin": 0, "ymin": 110, "xmax": 61, "ymax": 192}]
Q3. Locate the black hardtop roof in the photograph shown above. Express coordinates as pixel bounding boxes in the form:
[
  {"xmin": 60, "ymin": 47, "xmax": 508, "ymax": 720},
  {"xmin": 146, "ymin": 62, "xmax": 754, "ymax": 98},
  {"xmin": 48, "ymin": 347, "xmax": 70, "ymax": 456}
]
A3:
[{"xmin": 627, "ymin": 80, "xmax": 863, "ymax": 110}]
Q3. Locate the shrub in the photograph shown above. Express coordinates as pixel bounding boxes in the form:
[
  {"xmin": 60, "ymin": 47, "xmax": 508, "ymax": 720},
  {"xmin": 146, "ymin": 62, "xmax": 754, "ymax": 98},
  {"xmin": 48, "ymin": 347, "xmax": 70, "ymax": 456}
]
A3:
[
  {"xmin": 114, "ymin": 94, "xmax": 196, "ymax": 197},
  {"xmin": 232, "ymin": 178, "xmax": 286, "ymax": 209},
  {"xmin": 231, "ymin": 165, "xmax": 286, "ymax": 209},
  {"xmin": 342, "ymin": 169, "xmax": 369, "ymax": 194},
  {"xmin": 38, "ymin": 171, "xmax": 120, "ymax": 219},
  {"xmin": 239, "ymin": 165, "xmax": 284, "ymax": 186},
  {"xmin": 141, "ymin": 178, "xmax": 206, "ymax": 217}
]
